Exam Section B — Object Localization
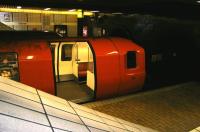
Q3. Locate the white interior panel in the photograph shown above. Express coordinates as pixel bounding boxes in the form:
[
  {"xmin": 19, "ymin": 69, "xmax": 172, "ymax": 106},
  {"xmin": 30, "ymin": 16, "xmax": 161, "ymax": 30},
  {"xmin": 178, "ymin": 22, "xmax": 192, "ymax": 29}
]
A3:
[
  {"xmin": 59, "ymin": 42, "xmax": 74, "ymax": 75},
  {"xmin": 58, "ymin": 42, "xmax": 75, "ymax": 81},
  {"xmin": 50, "ymin": 42, "xmax": 59, "ymax": 78},
  {"xmin": 72, "ymin": 44, "xmax": 78, "ymax": 77},
  {"xmin": 76, "ymin": 42, "xmax": 89, "ymax": 63},
  {"xmin": 87, "ymin": 71, "xmax": 95, "ymax": 91},
  {"xmin": 86, "ymin": 45, "xmax": 95, "ymax": 90}
]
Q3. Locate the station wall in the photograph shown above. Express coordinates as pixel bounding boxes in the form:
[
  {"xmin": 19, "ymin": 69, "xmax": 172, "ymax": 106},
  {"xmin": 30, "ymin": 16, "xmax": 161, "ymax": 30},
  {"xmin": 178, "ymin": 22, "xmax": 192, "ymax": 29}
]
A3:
[{"xmin": 0, "ymin": 12, "xmax": 77, "ymax": 37}]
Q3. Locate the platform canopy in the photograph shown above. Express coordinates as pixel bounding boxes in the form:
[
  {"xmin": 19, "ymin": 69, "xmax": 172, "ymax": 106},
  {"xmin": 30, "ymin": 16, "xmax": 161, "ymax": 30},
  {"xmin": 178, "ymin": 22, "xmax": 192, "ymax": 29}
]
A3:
[{"xmin": 0, "ymin": 76, "xmax": 156, "ymax": 132}]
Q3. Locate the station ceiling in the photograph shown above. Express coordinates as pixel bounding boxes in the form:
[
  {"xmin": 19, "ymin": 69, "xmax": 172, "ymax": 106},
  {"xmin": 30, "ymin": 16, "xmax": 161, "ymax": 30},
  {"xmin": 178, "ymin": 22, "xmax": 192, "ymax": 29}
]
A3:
[{"xmin": 0, "ymin": 0, "xmax": 200, "ymax": 20}]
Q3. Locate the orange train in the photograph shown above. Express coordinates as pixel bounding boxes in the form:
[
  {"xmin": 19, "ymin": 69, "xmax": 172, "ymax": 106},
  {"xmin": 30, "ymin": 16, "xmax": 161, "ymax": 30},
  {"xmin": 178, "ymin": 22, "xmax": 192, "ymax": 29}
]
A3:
[{"xmin": 0, "ymin": 34, "xmax": 145, "ymax": 103}]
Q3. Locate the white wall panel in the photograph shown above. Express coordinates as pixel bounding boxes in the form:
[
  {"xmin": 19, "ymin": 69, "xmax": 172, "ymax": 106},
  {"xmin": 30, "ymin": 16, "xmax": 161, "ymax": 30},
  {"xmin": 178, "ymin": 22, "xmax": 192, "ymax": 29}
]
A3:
[
  {"xmin": 13, "ymin": 12, "xmax": 27, "ymax": 22},
  {"xmin": 54, "ymin": 14, "xmax": 67, "ymax": 24},
  {"xmin": 28, "ymin": 25, "xmax": 42, "ymax": 31},
  {"xmin": 14, "ymin": 25, "xmax": 27, "ymax": 30},
  {"xmin": 68, "ymin": 25, "xmax": 77, "ymax": 37},
  {"xmin": 67, "ymin": 15, "xmax": 77, "ymax": 23},
  {"xmin": 28, "ymin": 13, "xmax": 41, "ymax": 22},
  {"xmin": 0, "ymin": 12, "xmax": 77, "ymax": 36}
]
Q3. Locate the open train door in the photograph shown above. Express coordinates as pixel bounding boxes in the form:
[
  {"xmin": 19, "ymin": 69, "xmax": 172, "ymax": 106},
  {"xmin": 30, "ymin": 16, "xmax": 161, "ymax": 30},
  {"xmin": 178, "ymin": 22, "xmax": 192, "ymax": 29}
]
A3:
[
  {"xmin": 50, "ymin": 41, "xmax": 95, "ymax": 103},
  {"xmin": 51, "ymin": 42, "xmax": 75, "ymax": 82}
]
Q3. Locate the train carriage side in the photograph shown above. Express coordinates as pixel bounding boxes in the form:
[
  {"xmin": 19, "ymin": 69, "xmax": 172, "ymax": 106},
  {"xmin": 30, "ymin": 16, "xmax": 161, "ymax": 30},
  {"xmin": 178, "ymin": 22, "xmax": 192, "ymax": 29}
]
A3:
[
  {"xmin": 0, "ymin": 40, "xmax": 55, "ymax": 94},
  {"xmin": 0, "ymin": 37, "xmax": 146, "ymax": 102},
  {"xmin": 109, "ymin": 38, "xmax": 146, "ymax": 94},
  {"xmin": 88, "ymin": 38, "xmax": 145, "ymax": 99}
]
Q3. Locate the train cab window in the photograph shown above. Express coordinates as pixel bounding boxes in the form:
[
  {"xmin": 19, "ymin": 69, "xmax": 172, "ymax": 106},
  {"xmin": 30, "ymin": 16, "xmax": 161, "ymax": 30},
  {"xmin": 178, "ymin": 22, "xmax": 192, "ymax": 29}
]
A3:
[
  {"xmin": 0, "ymin": 53, "xmax": 19, "ymax": 81},
  {"xmin": 127, "ymin": 51, "xmax": 136, "ymax": 69},
  {"xmin": 61, "ymin": 44, "xmax": 73, "ymax": 61}
]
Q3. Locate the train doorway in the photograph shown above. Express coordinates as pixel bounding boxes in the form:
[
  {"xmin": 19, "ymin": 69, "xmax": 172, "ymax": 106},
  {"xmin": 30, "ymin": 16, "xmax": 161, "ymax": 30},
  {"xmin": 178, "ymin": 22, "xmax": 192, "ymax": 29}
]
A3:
[{"xmin": 50, "ymin": 41, "xmax": 95, "ymax": 103}]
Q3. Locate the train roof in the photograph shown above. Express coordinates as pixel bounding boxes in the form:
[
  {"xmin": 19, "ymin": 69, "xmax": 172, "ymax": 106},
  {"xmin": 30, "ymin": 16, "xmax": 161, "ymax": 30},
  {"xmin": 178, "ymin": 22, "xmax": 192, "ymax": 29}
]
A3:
[
  {"xmin": 0, "ymin": 76, "xmax": 155, "ymax": 132},
  {"xmin": 0, "ymin": 37, "xmax": 143, "ymax": 58}
]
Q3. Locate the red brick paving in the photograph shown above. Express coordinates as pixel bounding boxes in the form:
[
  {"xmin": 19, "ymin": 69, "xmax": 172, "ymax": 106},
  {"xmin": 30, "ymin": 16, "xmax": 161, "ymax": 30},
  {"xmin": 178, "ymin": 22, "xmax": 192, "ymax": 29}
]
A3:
[{"xmin": 83, "ymin": 82, "xmax": 200, "ymax": 132}]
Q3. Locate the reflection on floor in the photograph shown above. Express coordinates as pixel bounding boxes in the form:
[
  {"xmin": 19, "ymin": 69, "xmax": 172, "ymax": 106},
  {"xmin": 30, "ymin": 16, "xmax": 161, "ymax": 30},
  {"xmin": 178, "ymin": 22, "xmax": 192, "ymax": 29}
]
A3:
[{"xmin": 56, "ymin": 81, "xmax": 94, "ymax": 103}]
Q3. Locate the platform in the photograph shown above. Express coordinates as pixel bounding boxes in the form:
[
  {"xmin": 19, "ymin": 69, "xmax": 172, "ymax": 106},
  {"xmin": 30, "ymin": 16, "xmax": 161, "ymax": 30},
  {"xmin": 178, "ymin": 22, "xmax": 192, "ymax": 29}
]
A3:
[
  {"xmin": 0, "ymin": 76, "xmax": 156, "ymax": 132},
  {"xmin": 83, "ymin": 82, "xmax": 200, "ymax": 132}
]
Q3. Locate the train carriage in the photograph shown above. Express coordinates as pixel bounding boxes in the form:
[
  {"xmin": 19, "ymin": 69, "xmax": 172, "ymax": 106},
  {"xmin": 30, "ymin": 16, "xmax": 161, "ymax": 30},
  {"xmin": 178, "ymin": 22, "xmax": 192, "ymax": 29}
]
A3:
[{"xmin": 0, "ymin": 34, "xmax": 145, "ymax": 103}]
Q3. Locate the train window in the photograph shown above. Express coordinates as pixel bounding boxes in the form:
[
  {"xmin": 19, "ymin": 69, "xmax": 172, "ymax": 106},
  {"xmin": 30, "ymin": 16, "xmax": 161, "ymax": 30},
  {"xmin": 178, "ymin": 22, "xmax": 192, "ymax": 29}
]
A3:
[
  {"xmin": 61, "ymin": 44, "xmax": 73, "ymax": 61},
  {"xmin": 127, "ymin": 51, "xmax": 136, "ymax": 69},
  {"xmin": 0, "ymin": 53, "xmax": 19, "ymax": 81}
]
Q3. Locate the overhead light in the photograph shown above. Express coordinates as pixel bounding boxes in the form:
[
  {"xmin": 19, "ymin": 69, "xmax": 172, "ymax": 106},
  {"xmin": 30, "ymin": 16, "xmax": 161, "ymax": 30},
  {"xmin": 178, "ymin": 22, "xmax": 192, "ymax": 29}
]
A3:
[
  {"xmin": 197, "ymin": 1, "xmax": 200, "ymax": 3},
  {"xmin": 68, "ymin": 9, "xmax": 76, "ymax": 12},
  {"xmin": 16, "ymin": 6, "xmax": 22, "ymax": 9},
  {"xmin": 0, "ymin": 8, "xmax": 94, "ymax": 17},
  {"xmin": 84, "ymin": 11, "xmax": 94, "ymax": 16},
  {"xmin": 77, "ymin": 9, "xmax": 83, "ymax": 18},
  {"xmin": 44, "ymin": 8, "xmax": 51, "ymax": 11},
  {"xmin": 91, "ymin": 10, "xmax": 100, "ymax": 13}
]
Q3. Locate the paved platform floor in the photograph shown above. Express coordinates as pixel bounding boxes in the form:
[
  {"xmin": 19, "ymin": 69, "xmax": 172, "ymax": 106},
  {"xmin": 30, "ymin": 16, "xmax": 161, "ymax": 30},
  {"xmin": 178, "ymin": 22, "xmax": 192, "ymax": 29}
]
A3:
[{"xmin": 83, "ymin": 82, "xmax": 200, "ymax": 132}]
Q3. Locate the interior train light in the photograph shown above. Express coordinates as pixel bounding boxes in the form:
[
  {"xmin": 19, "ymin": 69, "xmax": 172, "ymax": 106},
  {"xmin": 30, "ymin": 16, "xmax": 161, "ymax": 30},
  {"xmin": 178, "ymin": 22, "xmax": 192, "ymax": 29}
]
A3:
[{"xmin": 197, "ymin": 1, "xmax": 200, "ymax": 3}]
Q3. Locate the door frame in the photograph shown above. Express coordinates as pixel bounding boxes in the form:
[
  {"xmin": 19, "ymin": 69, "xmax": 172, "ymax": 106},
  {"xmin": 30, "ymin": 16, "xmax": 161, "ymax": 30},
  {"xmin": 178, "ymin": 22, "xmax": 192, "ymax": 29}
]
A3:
[{"xmin": 49, "ymin": 40, "xmax": 97, "ymax": 100}]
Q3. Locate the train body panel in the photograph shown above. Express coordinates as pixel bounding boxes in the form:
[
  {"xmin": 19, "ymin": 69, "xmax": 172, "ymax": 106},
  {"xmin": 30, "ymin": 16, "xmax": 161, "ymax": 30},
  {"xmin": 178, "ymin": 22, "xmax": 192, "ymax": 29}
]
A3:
[
  {"xmin": 0, "ymin": 40, "xmax": 55, "ymax": 94},
  {"xmin": 89, "ymin": 38, "xmax": 121, "ymax": 99},
  {"xmin": 0, "ymin": 36, "xmax": 145, "ymax": 102},
  {"xmin": 109, "ymin": 38, "xmax": 145, "ymax": 94}
]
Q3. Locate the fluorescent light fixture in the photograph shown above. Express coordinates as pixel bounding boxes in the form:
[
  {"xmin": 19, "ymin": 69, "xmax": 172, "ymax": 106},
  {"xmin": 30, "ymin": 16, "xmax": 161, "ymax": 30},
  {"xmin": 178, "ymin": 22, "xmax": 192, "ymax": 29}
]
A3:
[
  {"xmin": 0, "ymin": 8, "xmax": 94, "ymax": 17},
  {"xmin": 44, "ymin": 8, "xmax": 51, "ymax": 11},
  {"xmin": 197, "ymin": 1, "xmax": 200, "ymax": 3},
  {"xmin": 16, "ymin": 6, "xmax": 22, "ymax": 9},
  {"xmin": 68, "ymin": 9, "xmax": 76, "ymax": 12},
  {"xmin": 91, "ymin": 10, "xmax": 100, "ymax": 13},
  {"xmin": 83, "ymin": 11, "xmax": 94, "ymax": 16}
]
